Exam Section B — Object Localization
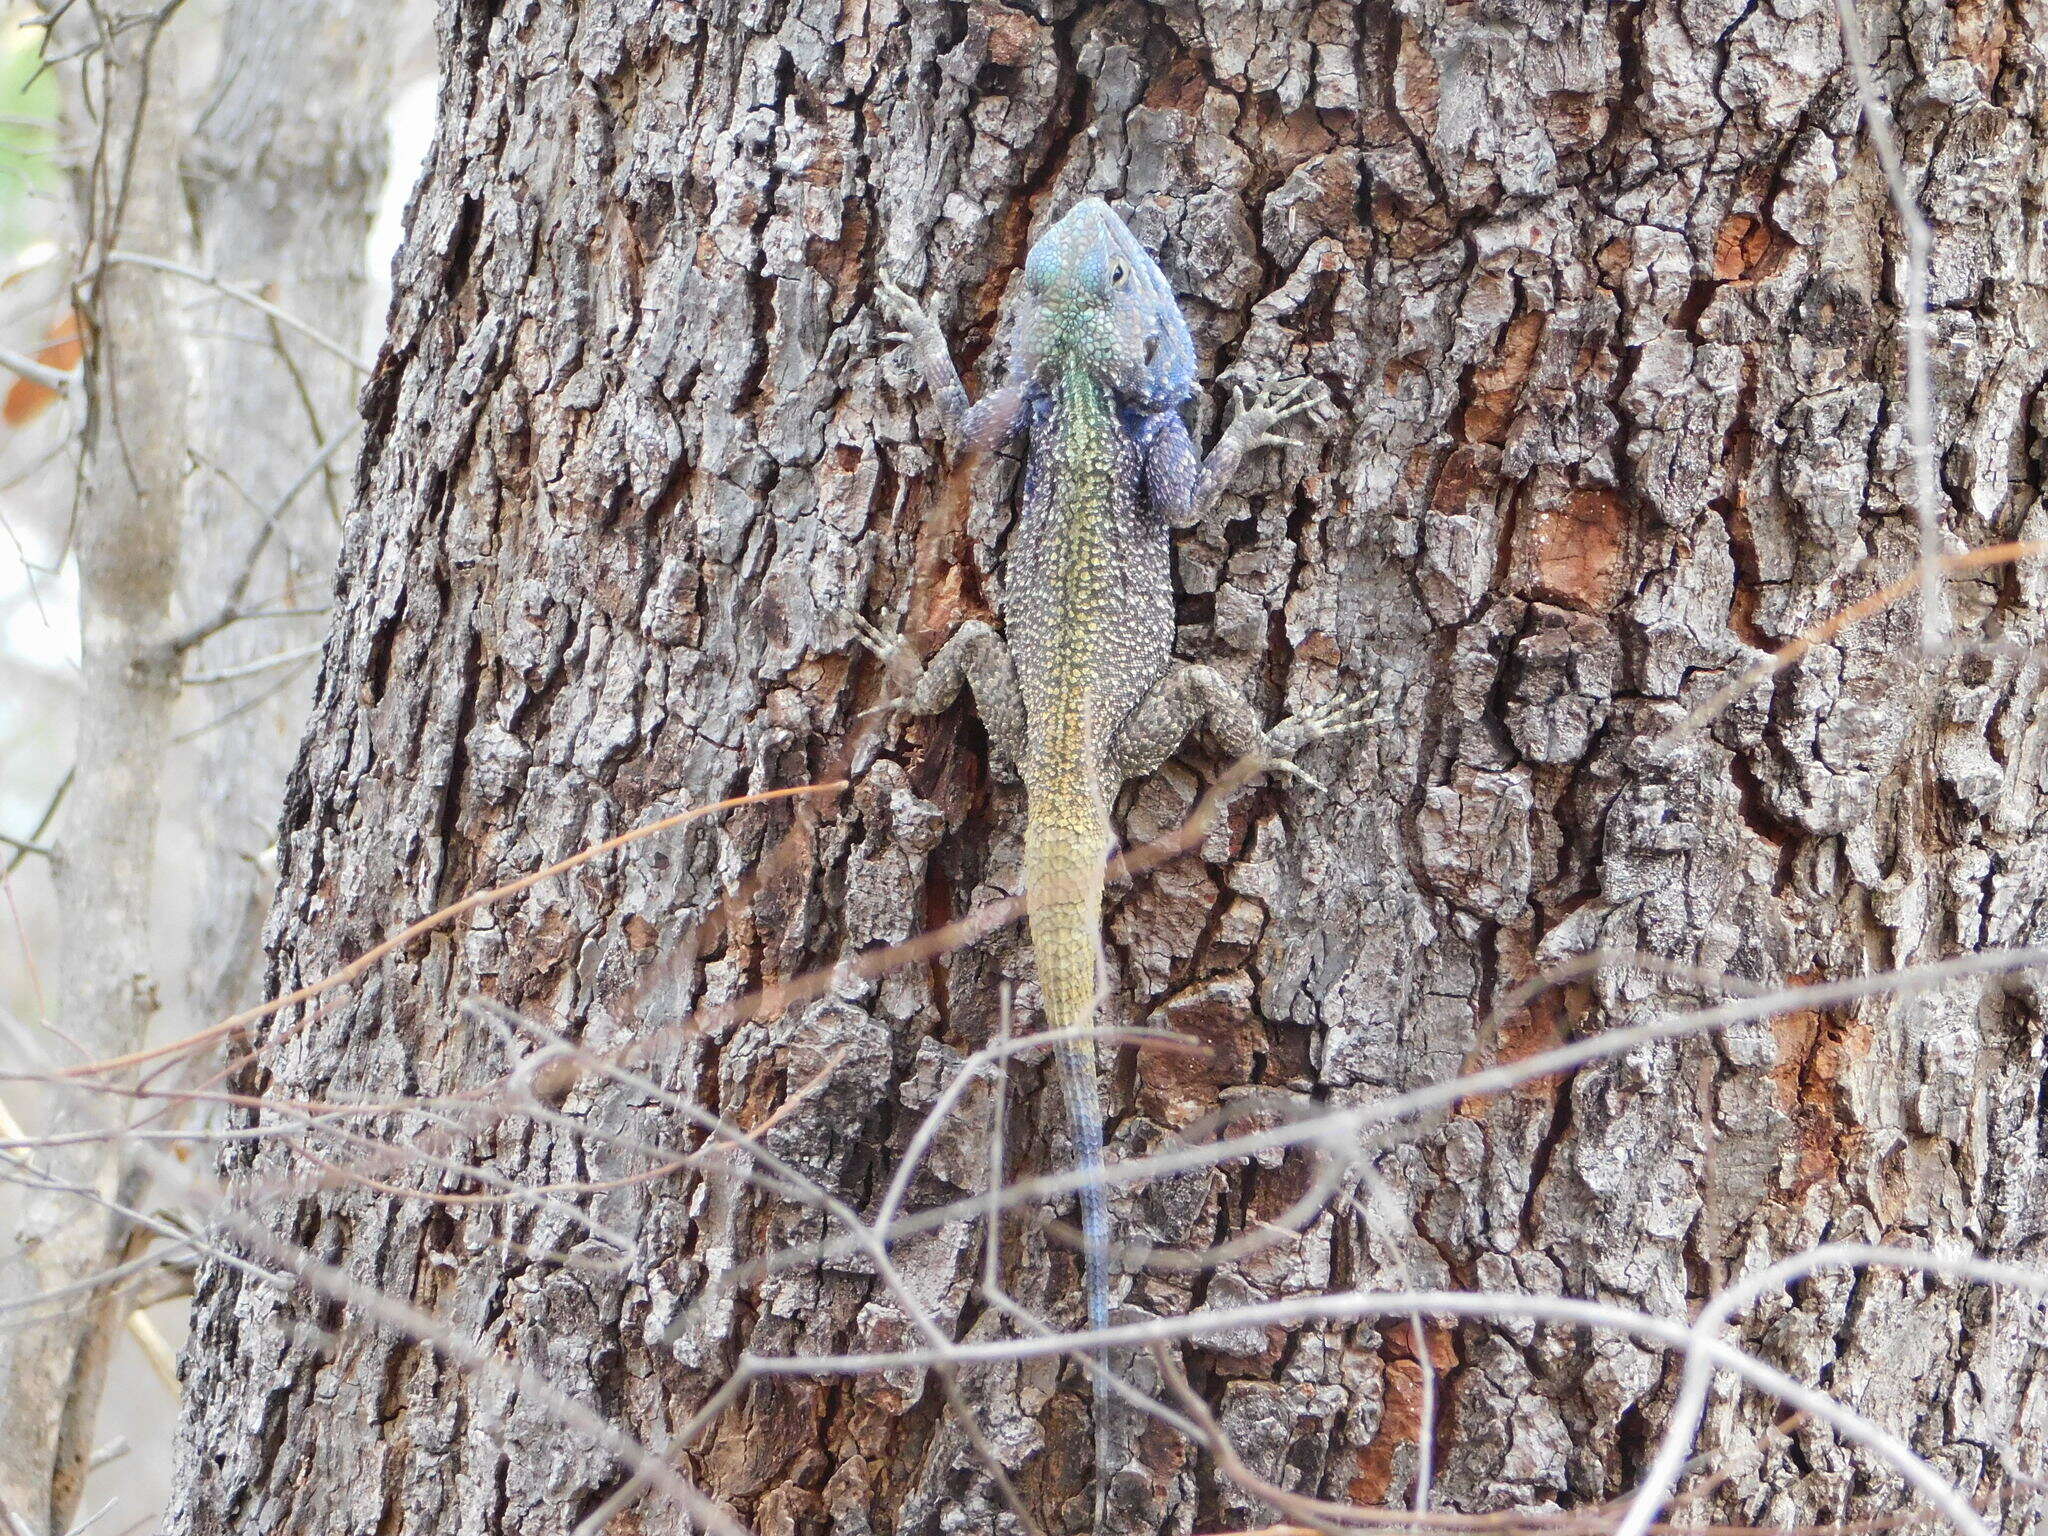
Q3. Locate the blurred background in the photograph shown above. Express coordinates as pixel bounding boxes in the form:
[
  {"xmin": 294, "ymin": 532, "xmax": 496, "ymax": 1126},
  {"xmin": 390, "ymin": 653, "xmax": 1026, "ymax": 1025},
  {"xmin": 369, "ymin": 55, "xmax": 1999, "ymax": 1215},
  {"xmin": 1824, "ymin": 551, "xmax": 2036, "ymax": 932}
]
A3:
[{"xmin": 0, "ymin": 1, "xmax": 439, "ymax": 1518}]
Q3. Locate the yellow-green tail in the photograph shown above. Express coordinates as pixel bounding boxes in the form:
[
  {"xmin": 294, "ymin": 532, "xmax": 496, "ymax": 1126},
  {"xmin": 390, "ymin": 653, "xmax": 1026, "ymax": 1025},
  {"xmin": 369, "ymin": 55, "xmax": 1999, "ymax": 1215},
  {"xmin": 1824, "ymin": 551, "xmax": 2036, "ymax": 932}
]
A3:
[{"xmin": 1022, "ymin": 783, "xmax": 1115, "ymax": 1513}]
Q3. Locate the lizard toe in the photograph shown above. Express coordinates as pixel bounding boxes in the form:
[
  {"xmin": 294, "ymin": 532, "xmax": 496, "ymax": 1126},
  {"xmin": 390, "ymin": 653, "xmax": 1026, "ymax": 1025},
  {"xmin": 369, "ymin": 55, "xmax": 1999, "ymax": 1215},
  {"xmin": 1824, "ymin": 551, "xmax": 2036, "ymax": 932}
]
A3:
[
  {"xmin": 1262, "ymin": 755, "xmax": 1328, "ymax": 793},
  {"xmin": 841, "ymin": 610, "xmax": 905, "ymax": 662},
  {"xmin": 1270, "ymin": 377, "xmax": 1328, "ymax": 422}
]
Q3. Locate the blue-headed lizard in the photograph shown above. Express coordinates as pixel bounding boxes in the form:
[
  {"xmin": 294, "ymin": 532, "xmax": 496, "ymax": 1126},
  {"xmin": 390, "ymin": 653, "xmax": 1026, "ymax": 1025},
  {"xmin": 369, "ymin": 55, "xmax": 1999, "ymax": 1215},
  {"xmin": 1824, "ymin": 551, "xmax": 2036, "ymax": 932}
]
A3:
[{"xmin": 853, "ymin": 197, "xmax": 1367, "ymax": 1521}]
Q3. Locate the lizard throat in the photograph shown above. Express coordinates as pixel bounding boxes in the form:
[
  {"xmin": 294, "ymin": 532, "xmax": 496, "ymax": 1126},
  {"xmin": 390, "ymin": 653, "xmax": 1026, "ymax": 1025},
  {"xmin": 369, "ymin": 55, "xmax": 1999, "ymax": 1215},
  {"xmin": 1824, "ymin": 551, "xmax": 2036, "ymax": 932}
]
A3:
[{"xmin": 1048, "ymin": 353, "xmax": 1124, "ymax": 482}]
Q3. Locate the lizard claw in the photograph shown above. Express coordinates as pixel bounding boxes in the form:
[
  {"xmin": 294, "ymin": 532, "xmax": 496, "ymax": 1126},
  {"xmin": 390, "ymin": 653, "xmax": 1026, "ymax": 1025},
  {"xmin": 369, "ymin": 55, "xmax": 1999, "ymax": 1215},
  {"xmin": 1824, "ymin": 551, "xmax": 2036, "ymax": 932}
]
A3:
[
  {"xmin": 1258, "ymin": 755, "xmax": 1328, "ymax": 793},
  {"xmin": 840, "ymin": 608, "xmax": 907, "ymax": 664},
  {"xmin": 1266, "ymin": 377, "xmax": 1331, "ymax": 424},
  {"xmin": 1228, "ymin": 376, "xmax": 1333, "ymax": 455},
  {"xmin": 1263, "ymin": 688, "xmax": 1385, "ymax": 789},
  {"xmin": 875, "ymin": 278, "xmax": 939, "ymax": 346}
]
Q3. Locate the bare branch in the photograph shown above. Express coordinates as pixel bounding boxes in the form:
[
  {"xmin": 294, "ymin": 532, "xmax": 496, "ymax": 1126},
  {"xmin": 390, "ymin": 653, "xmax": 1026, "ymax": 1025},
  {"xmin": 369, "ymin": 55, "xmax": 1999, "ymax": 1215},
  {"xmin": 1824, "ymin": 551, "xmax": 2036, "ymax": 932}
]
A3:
[
  {"xmin": 101, "ymin": 250, "xmax": 372, "ymax": 372},
  {"xmin": 178, "ymin": 636, "xmax": 325, "ymax": 685},
  {"xmin": 0, "ymin": 344, "xmax": 77, "ymax": 395},
  {"xmin": 1613, "ymin": 1244, "xmax": 2048, "ymax": 1536},
  {"xmin": 1663, "ymin": 541, "xmax": 2045, "ymax": 743},
  {"xmin": 740, "ymin": 1287, "xmax": 1996, "ymax": 1536}
]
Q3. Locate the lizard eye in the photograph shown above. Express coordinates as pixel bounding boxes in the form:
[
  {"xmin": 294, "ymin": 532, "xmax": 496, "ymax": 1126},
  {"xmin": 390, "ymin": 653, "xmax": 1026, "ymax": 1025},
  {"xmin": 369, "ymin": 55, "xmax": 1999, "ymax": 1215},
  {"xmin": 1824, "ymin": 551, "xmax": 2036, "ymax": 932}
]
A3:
[{"xmin": 1109, "ymin": 262, "xmax": 1129, "ymax": 287}]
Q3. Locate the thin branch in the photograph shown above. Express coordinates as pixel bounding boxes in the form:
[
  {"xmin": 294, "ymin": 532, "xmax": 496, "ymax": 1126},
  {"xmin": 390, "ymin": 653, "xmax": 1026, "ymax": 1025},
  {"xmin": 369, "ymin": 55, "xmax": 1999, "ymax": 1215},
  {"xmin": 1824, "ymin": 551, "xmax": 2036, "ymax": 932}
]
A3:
[
  {"xmin": 1151, "ymin": 1346, "xmax": 1354, "ymax": 1536},
  {"xmin": 170, "ymin": 419, "xmax": 360, "ymax": 651},
  {"xmin": 739, "ymin": 1287, "xmax": 1995, "ymax": 1536},
  {"xmin": 169, "ymin": 659, "xmax": 316, "ymax": 743},
  {"xmin": 1664, "ymin": 541, "xmax": 2044, "ymax": 742},
  {"xmin": 875, "ymin": 1022, "xmax": 1182, "ymax": 1241},
  {"xmin": 0, "ymin": 1095, "xmax": 175, "ymax": 1388},
  {"xmin": 762, "ymin": 944, "xmax": 2048, "ymax": 1278},
  {"xmin": 179, "ymin": 637, "xmax": 325, "ymax": 685},
  {"xmin": 176, "ymin": 1176, "xmax": 750, "ymax": 1536},
  {"xmin": 102, "ymin": 250, "xmax": 372, "ymax": 372},
  {"xmin": 5, "ymin": 768, "xmax": 72, "ymax": 878},
  {"xmin": 0, "ymin": 1244, "xmax": 194, "ymax": 1331},
  {"xmin": 479, "ymin": 1002, "xmax": 1049, "ymax": 1536},
  {"xmin": 2, "ymin": 1068, "xmax": 743, "ymax": 1536},
  {"xmin": 52, "ymin": 780, "xmax": 847, "ymax": 1081},
  {"xmin": 983, "ymin": 982, "xmax": 1012, "ymax": 1298},
  {"xmin": 0, "ymin": 343, "xmax": 77, "ymax": 394},
  {"xmin": 49, "ymin": 750, "xmax": 1275, "ymax": 1096},
  {"xmin": 1613, "ymin": 1244, "xmax": 2048, "ymax": 1536}
]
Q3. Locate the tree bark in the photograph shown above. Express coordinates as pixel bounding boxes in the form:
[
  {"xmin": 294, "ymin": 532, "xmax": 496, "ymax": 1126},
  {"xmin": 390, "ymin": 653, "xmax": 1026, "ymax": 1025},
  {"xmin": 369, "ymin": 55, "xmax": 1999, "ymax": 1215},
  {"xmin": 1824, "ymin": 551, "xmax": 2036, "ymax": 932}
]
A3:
[{"xmin": 167, "ymin": 3, "xmax": 2048, "ymax": 1535}]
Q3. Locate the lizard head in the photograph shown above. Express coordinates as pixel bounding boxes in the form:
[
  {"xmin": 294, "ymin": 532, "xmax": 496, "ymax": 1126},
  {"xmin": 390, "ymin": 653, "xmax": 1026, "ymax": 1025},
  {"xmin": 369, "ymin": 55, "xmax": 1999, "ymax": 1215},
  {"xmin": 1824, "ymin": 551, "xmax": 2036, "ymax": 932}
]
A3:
[{"xmin": 1014, "ymin": 197, "xmax": 1196, "ymax": 411}]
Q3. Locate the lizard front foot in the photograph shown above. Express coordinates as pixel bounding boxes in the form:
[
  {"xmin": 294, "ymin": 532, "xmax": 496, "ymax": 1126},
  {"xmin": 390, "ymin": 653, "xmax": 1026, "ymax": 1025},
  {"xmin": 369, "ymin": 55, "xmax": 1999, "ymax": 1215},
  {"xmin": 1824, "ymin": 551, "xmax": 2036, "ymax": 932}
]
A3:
[
  {"xmin": 841, "ymin": 609, "xmax": 924, "ymax": 716},
  {"xmin": 1228, "ymin": 376, "xmax": 1334, "ymax": 453},
  {"xmin": 874, "ymin": 278, "xmax": 950, "ymax": 365}
]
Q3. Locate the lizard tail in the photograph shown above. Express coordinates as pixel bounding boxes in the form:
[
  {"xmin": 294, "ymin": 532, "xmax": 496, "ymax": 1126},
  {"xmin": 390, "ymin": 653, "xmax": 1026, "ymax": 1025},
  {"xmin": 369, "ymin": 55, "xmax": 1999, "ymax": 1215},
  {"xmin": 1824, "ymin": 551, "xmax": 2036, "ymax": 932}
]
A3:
[
  {"xmin": 1064, "ymin": 1031, "xmax": 1114, "ymax": 1533},
  {"xmin": 1022, "ymin": 796, "xmax": 1117, "ymax": 1519}
]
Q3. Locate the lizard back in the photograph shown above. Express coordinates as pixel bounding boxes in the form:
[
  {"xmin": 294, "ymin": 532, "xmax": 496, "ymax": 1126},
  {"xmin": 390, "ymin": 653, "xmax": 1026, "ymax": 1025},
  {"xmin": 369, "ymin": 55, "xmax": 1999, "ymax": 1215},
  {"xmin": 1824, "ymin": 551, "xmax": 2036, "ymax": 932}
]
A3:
[{"xmin": 1008, "ymin": 364, "xmax": 1175, "ymax": 794}]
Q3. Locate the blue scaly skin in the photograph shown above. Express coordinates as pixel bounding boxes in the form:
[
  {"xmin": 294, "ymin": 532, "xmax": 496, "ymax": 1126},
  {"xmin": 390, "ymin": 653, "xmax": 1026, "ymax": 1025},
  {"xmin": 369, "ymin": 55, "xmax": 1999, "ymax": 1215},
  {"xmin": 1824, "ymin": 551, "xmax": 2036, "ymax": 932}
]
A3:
[{"xmin": 854, "ymin": 198, "xmax": 1369, "ymax": 1521}]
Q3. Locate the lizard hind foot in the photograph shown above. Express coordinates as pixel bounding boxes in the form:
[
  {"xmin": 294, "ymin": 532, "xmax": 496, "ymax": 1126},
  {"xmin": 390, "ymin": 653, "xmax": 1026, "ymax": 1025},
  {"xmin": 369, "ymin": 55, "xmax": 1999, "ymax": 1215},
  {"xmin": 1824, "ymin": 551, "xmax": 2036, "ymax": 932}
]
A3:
[
  {"xmin": 873, "ymin": 276, "xmax": 923, "ymax": 327},
  {"xmin": 873, "ymin": 277, "xmax": 949, "ymax": 364},
  {"xmin": 1262, "ymin": 687, "xmax": 1386, "ymax": 789}
]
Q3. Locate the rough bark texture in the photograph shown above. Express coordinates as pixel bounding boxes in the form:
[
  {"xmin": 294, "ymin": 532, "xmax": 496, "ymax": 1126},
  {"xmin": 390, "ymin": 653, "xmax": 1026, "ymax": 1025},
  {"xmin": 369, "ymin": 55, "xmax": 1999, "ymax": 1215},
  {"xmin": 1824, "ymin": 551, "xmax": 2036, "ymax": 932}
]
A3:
[
  {"xmin": 174, "ymin": 0, "xmax": 397, "ymax": 1034},
  {"xmin": 169, "ymin": 3, "xmax": 2048, "ymax": 1535}
]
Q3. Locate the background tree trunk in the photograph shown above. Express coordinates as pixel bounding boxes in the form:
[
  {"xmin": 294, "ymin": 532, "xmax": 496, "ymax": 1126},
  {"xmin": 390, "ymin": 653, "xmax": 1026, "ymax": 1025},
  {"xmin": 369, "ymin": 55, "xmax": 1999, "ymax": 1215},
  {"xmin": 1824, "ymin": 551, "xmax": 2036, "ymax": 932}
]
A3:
[
  {"xmin": 174, "ymin": 0, "xmax": 399, "ymax": 1040},
  {"xmin": 167, "ymin": 2, "xmax": 2048, "ymax": 1535},
  {"xmin": 0, "ymin": 9, "xmax": 193, "ymax": 1530},
  {"xmin": 1, "ymin": 6, "xmax": 410, "ymax": 1528}
]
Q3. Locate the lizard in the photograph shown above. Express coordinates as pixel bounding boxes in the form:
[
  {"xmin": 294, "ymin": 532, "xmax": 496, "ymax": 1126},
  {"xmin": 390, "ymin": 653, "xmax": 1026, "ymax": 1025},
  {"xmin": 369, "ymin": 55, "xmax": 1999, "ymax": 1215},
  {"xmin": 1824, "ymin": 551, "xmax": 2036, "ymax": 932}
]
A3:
[{"xmin": 852, "ymin": 196, "xmax": 1368, "ymax": 1521}]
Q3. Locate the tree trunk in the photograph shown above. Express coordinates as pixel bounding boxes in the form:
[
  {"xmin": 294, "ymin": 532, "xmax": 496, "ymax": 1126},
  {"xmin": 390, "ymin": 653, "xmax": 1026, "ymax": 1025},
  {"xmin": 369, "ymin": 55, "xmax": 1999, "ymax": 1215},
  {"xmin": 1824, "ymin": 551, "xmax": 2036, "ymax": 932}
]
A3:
[
  {"xmin": 166, "ymin": 3, "xmax": 2048, "ymax": 1535},
  {"xmin": 174, "ymin": 0, "xmax": 398, "ymax": 1040},
  {"xmin": 0, "ymin": 9, "xmax": 193, "ymax": 1532}
]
